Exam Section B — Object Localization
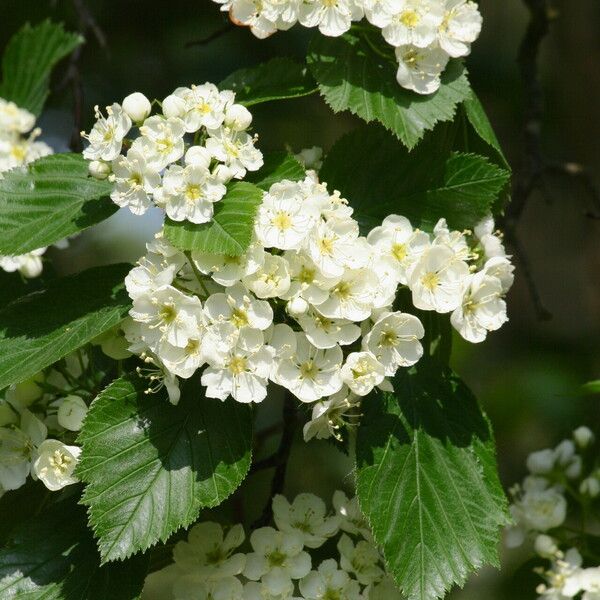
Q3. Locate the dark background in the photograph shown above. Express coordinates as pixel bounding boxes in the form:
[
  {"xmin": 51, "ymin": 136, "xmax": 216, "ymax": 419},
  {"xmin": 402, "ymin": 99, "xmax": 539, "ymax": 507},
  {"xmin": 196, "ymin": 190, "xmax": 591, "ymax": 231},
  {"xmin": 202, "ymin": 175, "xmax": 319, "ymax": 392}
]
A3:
[{"xmin": 1, "ymin": 1, "xmax": 599, "ymax": 597}]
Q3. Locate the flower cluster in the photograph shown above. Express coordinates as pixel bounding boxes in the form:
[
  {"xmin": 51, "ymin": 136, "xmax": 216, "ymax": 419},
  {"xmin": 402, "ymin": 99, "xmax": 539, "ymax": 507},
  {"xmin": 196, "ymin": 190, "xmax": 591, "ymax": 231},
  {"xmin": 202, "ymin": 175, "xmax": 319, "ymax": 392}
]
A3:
[
  {"xmin": 506, "ymin": 426, "xmax": 600, "ymax": 599},
  {"xmin": 0, "ymin": 350, "xmax": 111, "ymax": 498},
  {"xmin": 212, "ymin": 0, "xmax": 482, "ymax": 94},
  {"xmin": 0, "ymin": 97, "xmax": 53, "ymax": 278},
  {"xmin": 84, "ymin": 87, "xmax": 263, "ymax": 222},
  {"xmin": 143, "ymin": 491, "xmax": 402, "ymax": 600}
]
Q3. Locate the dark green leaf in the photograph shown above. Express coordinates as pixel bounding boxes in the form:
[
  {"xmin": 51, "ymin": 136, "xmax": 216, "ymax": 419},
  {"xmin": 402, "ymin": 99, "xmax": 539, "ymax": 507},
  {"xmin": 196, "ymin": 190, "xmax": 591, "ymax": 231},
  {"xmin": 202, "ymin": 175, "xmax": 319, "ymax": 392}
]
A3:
[
  {"xmin": 320, "ymin": 125, "xmax": 510, "ymax": 231},
  {"xmin": 77, "ymin": 374, "xmax": 252, "ymax": 562},
  {"xmin": 307, "ymin": 30, "xmax": 471, "ymax": 150},
  {"xmin": 356, "ymin": 363, "xmax": 509, "ymax": 600},
  {"xmin": 0, "ymin": 153, "xmax": 116, "ymax": 256},
  {"xmin": 219, "ymin": 57, "xmax": 317, "ymax": 106},
  {"xmin": 0, "ymin": 20, "xmax": 82, "ymax": 116},
  {"xmin": 0, "ymin": 497, "xmax": 147, "ymax": 599},
  {"xmin": 245, "ymin": 152, "xmax": 305, "ymax": 191},
  {"xmin": 164, "ymin": 181, "xmax": 264, "ymax": 255},
  {"xmin": 0, "ymin": 264, "xmax": 131, "ymax": 389}
]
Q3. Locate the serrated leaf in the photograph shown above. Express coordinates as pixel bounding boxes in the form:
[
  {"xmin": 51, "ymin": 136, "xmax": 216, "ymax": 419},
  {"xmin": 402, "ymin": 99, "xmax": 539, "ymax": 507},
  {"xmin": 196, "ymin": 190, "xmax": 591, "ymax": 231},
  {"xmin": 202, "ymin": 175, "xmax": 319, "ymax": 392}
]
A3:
[
  {"xmin": 0, "ymin": 264, "xmax": 130, "ymax": 389},
  {"xmin": 0, "ymin": 498, "xmax": 147, "ymax": 599},
  {"xmin": 77, "ymin": 374, "xmax": 252, "ymax": 562},
  {"xmin": 164, "ymin": 181, "xmax": 264, "ymax": 256},
  {"xmin": 0, "ymin": 153, "xmax": 116, "ymax": 256},
  {"xmin": 245, "ymin": 152, "xmax": 306, "ymax": 191},
  {"xmin": 307, "ymin": 30, "xmax": 471, "ymax": 150},
  {"xmin": 0, "ymin": 20, "xmax": 83, "ymax": 116},
  {"xmin": 219, "ymin": 57, "xmax": 317, "ymax": 106},
  {"xmin": 355, "ymin": 363, "xmax": 509, "ymax": 600},
  {"xmin": 320, "ymin": 125, "xmax": 510, "ymax": 231}
]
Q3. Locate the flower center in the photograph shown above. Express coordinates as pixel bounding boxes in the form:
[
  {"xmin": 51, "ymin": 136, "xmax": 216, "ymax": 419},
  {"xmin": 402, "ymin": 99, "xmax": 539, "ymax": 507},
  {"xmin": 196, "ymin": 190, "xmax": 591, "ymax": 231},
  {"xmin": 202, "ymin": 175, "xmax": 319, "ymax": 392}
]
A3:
[
  {"xmin": 231, "ymin": 307, "xmax": 249, "ymax": 328},
  {"xmin": 400, "ymin": 9, "xmax": 421, "ymax": 28},
  {"xmin": 49, "ymin": 450, "xmax": 72, "ymax": 475},
  {"xmin": 380, "ymin": 329, "xmax": 399, "ymax": 347},
  {"xmin": 186, "ymin": 184, "xmax": 203, "ymax": 202},
  {"xmin": 351, "ymin": 359, "xmax": 371, "ymax": 379},
  {"xmin": 300, "ymin": 360, "xmax": 319, "ymax": 380},
  {"xmin": 318, "ymin": 236, "xmax": 335, "ymax": 256},
  {"xmin": 391, "ymin": 242, "xmax": 407, "ymax": 262},
  {"xmin": 228, "ymin": 355, "xmax": 247, "ymax": 375},
  {"xmin": 271, "ymin": 211, "xmax": 293, "ymax": 231},
  {"xmin": 267, "ymin": 550, "xmax": 287, "ymax": 567},
  {"xmin": 421, "ymin": 272, "xmax": 440, "ymax": 291},
  {"xmin": 333, "ymin": 281, "xmax": 352, "ymax": 300},
  {"xmin": 159, "ymin": 303, "xmax": 177, "ymax": 323}
]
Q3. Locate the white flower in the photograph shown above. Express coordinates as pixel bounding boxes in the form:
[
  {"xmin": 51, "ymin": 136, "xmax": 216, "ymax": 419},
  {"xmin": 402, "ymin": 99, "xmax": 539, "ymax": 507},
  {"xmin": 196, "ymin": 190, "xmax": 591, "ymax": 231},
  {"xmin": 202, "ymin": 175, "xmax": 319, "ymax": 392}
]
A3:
[
  {"xmin": 173, "ymin": 521, "xmax": 246, "ymax": 578},
  {"xmin": 202, "ymin": 328, "xmax": 274, "ymax": 403},
  {"xmin": 362, "ymin": 311, "xmax": 424, "ymax": 375},
  {"xmin": 156, "ymin": 164, "xmax": 227, "ymax": 224},
  {"xmin": 298, "ymin": 0, "xmax": 363, "ymax": 37},
  {"xmin": 438, "ymin": 0, "xmax": 482, "ymax": 58},
  {"xmin": 130, "ymin": 285, "xmax": 203, "ymax": 349},
  {"xmin": 526, "ymin": 448, "xmax": 556, "ymax": 475},
  {"xmin": 274, "ymin": 333, "xmax": 343, "ymax": 402},
  {"xmin": 303, "ymin": 387, "xmax": 360, "ymax": 441},
  {"xmin": 109, "ymin": 149, "xmax": 161, "ymax": 215},
  {"xmin": 206, "ymin": 127, "xmax": 264, "ymax": 178},
  {"xmin": 474, "ymin": 215, "xmax": 507, "ymax": 260},
  {"xmin": 294, "ymin": 146, "xmax": 323, "ymax": 171},
  {"xmin": 395, "ymin": 44, "xmax": 450, "ymax": 94},
  {"xmin": 273, "ymin": 493, "xmax": 339, "ymax": 549},
  {"xmin": 230, "ymin": 0, "xmax": 279, "ymax": 39},
  {"xmin": 0, "ymin": 129, "xmax": 52, "ymax": 172},
  {"xmin": 408, "ymin": 244, "xmax": 469, "ymax": 312},
  {"xmin": 136, "ymin": 115, "xmax": 186, "ymax": 170},
  {"xmin": 224, "ymin": 103, "xmax": 254, "ymax": 130},
  {"xmin": 174, "ymin": 576, "xmax": 244, "ymax": 600},
  {"xmin": 204, "ymin": 283, "xmax": 273, "ymax": 331},
  {"xmin": 255, "ymin": 181, "xmax": 319, "ymax": 250},
  {"xmin": 0, "ymin": 248, "xmax": 46, "ymax": 278},
  {"xmin": 242, "ymin": 253, "xmax": 291, "ymax": 299},
  {"xmin": 57, "ymin": 395, "xmax": 88, "ymax": 431},
  {"xmin": 173, "ymin": 83, "xmax": 229, "ymax": 132},
  {"xmin": 306, "ymin": 220, "xmax": 360, "ymax": 278},
  {"xmin": 340, "ymin": 351, "xmax": 385, "ymax": 396},
  {"xmin": 573, "ymin": 426, "xmax": 594, "ymax": 448},
  {"xmin": 481, "ymin": 256, "xmax": 514, "ymax": 294},
  {"xmin": 375, "ymin": 0, "xmax": 445, "ymax": 48},
  {"xmin": 337, "ymin": 534, "xmax": 384, "ymax": 585},
  {"xmin": 332, "ymin": 491, "xmax": 371, "ymax": 539},
  {"xmin": 193, "ymin": 244, "xmax": 264, "ymax": 287},
  {"xmin": 296, "ymin": 309, "xmax": 361, "ymax": 350},
  {"xmin": 82, "ymin": 103, "xmax": 131, "ymax": 161},
  {"xmin": 0, "ymin": 98, "xmax": 35, "ymax": 133},
  {"xmin": 122, "ymin": 92, "xmax": 152, "ymax": 123},
  {"xmin": 158, "ymin": 334, "xmax": 207, "ymax": 379},
  {"xmin": 316, "ymin": 268, "xmax": 377, "ymax": 322},
  {"xmin": 299, "ymin": 558, "xmax": 362, "ymax": 600},
  {"xmin": 433, "ymin": 217, "xmax": 470, "ymax": 259},
  {"xmin": 511, "ymin": 477, "xmax": 567, "ymax": 534},
  {"xmin": 243, "ymin": 527, "xmax": 311, "ymax": 581},
  {"xmin": 88, "ymin": 159, "xmax": 111, "ymax": 179},
  {"xmin": 450, "ymin": 273, "xmax": 507, "ymax": 342},
  {"xmin": 33, "ymin": 439, "xmax": 81, "ymax": 491},
  {"xmin": 125, "ymin": 250, "xmax": 183, "ymax": 301}
]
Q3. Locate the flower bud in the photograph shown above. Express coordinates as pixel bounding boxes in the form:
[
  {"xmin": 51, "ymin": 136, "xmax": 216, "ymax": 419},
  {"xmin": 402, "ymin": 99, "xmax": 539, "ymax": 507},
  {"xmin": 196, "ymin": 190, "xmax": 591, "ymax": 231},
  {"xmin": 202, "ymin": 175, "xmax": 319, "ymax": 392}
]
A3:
[
  {"xmin": 5, "ymin": 374, "xmax": 44, "ymax": 407},
  {"xmin": 580, "ymin": 477, "xmax": 600, "ymax": 498},
  {"xmin": 287, "ymin": 296, "xmax": 309, "ymax": 317},
  {"xmin": 534, "ymin": 534, "xmax": 558, "ymax": 558},
  {"xmin": 57, "ymin": 395, "xmax": 88, "ymax": 431},
  {"xmin": 526, "ymin": 449, "xmax": 555, "ymax": 474},
  {"xmin": 185, "ymin": 146, "xmax": 212, "ymax": 169},
  {"xmin": 224, "ymin": 104, "xmax": 252, "ymax": 130},
  {"xmin": 88, "ymin": 159, "xmax": 111, "ymax": 180},
  {"xmin": 122, "ymin": 92, "xmax": 151, "ymax": 123},
  {"xmin": 162, "ymin": 94, "xmax": 187, "ymax": 119},
  {"xmin": 573, "ymin": 426, "xmax": 594, "ymax": 448},
  {"xmin": 213, "ymin": 164, "xmax": 234, "ymax": 184},
  {"xmin": 565, "ymin": 455, "xmax": 582, "ymax": 479},
  {"xmin": 554, "ymin": 440, "xmax": 576, "ymax": 465}
]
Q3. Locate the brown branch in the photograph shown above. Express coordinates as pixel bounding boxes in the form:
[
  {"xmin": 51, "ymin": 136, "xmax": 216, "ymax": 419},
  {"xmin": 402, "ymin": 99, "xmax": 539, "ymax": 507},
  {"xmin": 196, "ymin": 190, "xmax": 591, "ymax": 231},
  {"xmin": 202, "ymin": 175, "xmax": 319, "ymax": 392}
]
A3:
[
  {"xmin": 251, "ymin": 393, "xmax": 298, "ymax": 529},
  {"xmin": 185, "ymin": 23, "xmax": 234, "ymax": 48}
]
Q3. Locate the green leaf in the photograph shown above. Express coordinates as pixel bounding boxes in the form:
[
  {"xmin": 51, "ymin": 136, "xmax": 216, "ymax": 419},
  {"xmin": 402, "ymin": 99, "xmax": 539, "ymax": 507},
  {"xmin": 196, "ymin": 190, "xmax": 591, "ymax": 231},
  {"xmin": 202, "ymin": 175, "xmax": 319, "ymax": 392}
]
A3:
[
  {"xmin": 245, "ymin": 152, "xmax": 305, "ymax": 191},
  {"xmin": 0, "ymin": 498, "xmax": 147, "ymax": 599},
  {"xmin": 0, "ymin": 263, "xmax": 131, "ymax": 389},
  {"xmin": 307, "ymin": 30, "xmax": 471, "ymax": 150},
  {"xmin": 164, "ymin": 181, "xmax": 264, "ymax": 256},
  {"xmin": 77, "ymin": 374, "xmax": 252, "ymax": 562},
  {"xmin": 219, "ymin": 57, "xmax": 317, "ymax": 106},
  {"xmin": 581, "ymin": 380, "xmax": 600, "ymax": 395},
  {"xmin": 355, "ymin": 363, "xmax": 509, "ymax": 600},
  {"xmin": 320, "ymin": 125, "xmax": 510, "ymax": 231},
  {"xmin": 0, "ymin": 153, "xmax": 116, "ymax": 256},
  {"xmin": 463, "ymin": 92, "xmax": 510, "ymax": 171},
  {"xmin": 0, "ymin": 20, "xmax": 83, "ymax": 116}
]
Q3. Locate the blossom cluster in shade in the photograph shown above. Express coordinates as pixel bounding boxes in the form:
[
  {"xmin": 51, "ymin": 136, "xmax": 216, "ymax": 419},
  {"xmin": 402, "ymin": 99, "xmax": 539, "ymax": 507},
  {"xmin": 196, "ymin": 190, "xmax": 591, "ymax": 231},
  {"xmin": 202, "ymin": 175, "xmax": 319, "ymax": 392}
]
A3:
[
  {"xmin": 83, "ymin": 86, "xmax": 263, "ymax": 223},
  {"xmin": 211, "ymin": 0, "xmax": 482, "ymax": 94},
  {"xmin": 505, "ymin": 426, "xmax": 600, "ymax": 600},
  {"xmin": 0, "ymin": 98, "xmax": 54, "ymax": 278},
  {"xmin": 143, "ymin": 491, "xmax": 403, "ymax": 600}
]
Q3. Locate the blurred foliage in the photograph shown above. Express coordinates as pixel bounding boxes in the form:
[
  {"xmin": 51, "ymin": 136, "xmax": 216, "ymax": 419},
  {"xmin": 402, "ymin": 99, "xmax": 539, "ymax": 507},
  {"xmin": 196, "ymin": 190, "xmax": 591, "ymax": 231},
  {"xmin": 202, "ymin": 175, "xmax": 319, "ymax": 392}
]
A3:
[{"xmin": 1, "ymin": 1, "xmax": 599, "ymax": 597}]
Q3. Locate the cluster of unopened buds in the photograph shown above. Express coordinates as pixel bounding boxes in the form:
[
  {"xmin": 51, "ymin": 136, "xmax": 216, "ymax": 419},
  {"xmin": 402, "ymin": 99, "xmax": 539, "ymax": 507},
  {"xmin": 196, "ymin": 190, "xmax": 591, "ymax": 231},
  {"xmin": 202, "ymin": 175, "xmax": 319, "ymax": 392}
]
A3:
[
  {"xmin": 506, "ymin": 426, "xmax": 600, "ymax": 599},
  {"xmin": 143, "ymin": 491, "xmax": 402, "ymax": 600},
  {"xmin": 212, "ymin": 0, "xmax": 482, "ymax": 94},
  {"xmin": 0, "ymin": 97, "xmax": 54, "ymax": 277}
]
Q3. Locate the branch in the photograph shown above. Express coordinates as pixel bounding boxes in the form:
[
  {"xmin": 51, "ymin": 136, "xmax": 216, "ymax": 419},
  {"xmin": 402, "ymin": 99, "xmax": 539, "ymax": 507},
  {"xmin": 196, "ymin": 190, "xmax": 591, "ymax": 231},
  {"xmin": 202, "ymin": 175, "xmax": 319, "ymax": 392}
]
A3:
[
  {"xmin": 185, "ymin": 23, "xmax": 234, "ymax": 48},
  {"xmin": 251, "ymin": 393, "xmax": 298, "ymax": 529}
]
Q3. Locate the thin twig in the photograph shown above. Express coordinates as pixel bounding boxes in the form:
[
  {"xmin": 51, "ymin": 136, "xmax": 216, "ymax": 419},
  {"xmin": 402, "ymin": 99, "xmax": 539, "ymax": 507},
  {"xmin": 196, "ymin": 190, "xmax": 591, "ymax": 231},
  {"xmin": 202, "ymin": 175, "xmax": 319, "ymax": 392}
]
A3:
[
  {"xmin": 185, "ymin": 23, "xmax": 234, "ymax": 48},
  {"xmin": 251, "ymin": 394, "xmax": 297, "ymax": 529}
]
